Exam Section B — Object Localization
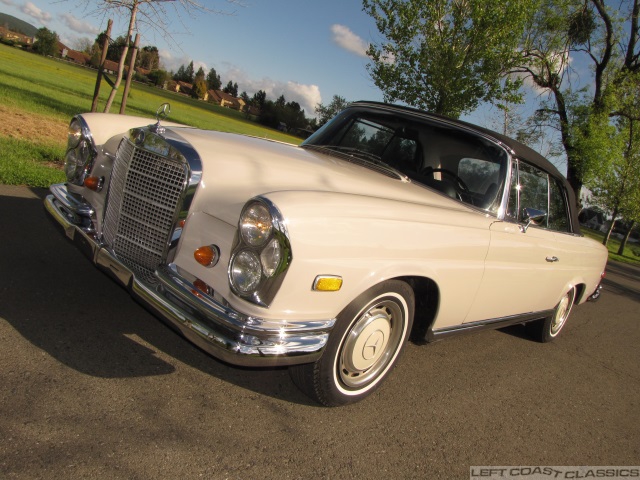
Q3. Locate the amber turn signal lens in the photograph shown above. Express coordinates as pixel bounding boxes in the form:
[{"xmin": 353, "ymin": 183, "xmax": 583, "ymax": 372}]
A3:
[
  {"xmin": 84, "ymin": 176, "xmax": 103, "ymax": 191},
  {"xmin": 194, "ymin": 245, "xmax": 219, "ymax": 267},
  {"xmin": 313, "ymin": 275, "xmax": 343, "ymax": 292}
]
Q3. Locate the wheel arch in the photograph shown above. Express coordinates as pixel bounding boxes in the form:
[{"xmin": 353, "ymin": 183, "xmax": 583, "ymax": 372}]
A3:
[
  {"xmin": 396, "ymin": 275, "xmax": 441, "ymax": 343},
  {"xmin": 573, "ymin": 282, "xmax": 588, "ymax": 304}
]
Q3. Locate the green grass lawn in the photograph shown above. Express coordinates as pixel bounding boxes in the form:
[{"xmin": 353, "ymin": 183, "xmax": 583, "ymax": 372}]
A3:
[
  {"xmin": 0, "ymin": 44, "xmax": 301, "ymax": 187},
  {"xmin": 582, "ymin": 227, "xmax": 640, "ymax": 266}
]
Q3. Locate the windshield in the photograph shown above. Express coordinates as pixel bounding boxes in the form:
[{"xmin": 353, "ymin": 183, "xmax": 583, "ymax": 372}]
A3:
[{"xmin": 302, "ymin": 108, "xmax": 509, "ymax": 213}]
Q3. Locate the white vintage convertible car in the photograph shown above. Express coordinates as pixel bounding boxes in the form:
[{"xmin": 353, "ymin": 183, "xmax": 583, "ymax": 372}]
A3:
[{"xmin": 46, "ymin": 101, "xmax": 607, "ymax": 406}]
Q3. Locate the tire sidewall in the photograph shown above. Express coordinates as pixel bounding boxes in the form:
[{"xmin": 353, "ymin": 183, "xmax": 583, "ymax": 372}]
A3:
[
  {"xmin": 542, "ymin": 287, "xmax": 576, "ymax": 342},
  {"xmin": 320, "ymin": 280, "xmax": 414, "ymax": 404}
]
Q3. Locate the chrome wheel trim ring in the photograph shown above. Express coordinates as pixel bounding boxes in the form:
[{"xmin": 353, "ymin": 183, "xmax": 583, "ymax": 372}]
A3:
[
  {"xmin": 550, "ymin": 289, "xmax": 574, "ymax": 336},
  {"xmin": 338, "ymin": 299, "xmax": 404, "ymax": 389}
]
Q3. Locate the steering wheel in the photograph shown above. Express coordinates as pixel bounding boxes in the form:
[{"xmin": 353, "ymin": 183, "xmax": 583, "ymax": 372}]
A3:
[{"xmin": 421, "ymin": 167, "xmax": 471, "ymax": 199}]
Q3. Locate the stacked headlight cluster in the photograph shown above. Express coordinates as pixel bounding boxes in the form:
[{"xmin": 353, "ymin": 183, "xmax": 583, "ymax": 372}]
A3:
[
  {"xmin": 229, "ymin": 198, "xmax": 292, "ymax": 307},
  {"xmin": 64, "ymin": 117, "xmax": 96, "ymax": 186}
]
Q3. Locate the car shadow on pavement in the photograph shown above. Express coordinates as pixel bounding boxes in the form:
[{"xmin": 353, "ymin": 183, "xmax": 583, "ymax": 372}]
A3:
[
  {"xmin": 0, "ymin": 187, "xmax": 315, "ymax": 406},
  {"xmin": 602, "ymin": 261, "xmax": 640, "ymax": 302}
]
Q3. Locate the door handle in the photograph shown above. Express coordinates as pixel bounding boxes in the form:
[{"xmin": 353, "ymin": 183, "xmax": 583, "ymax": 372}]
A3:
[{"xmin": 546, "ymin": 256, "xmax": 559, "ymax": 263}]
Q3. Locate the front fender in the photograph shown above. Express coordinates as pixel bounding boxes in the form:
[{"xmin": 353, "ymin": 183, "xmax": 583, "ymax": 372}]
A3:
[{"xmin": 259, "ymin": 190, "xmax": 492, "ymax": 326}]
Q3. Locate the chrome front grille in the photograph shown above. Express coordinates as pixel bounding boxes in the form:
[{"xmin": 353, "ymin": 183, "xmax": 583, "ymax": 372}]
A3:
[{"xmin": 103, "ymin": 136, "xmax": 188, "ymax": 274}]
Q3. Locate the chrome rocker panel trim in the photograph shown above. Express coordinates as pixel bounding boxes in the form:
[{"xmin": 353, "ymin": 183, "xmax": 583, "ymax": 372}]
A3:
[
  {"xmin": 45, "ymin": 185, "xmax": 334, "ymax": 368},
  {"xmin": 426, "ymin": 310, "xmax": 555, "ymax": 342}
]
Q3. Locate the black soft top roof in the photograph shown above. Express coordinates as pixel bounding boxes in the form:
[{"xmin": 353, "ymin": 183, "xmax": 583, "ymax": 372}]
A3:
[{"xmin": 351, "ymin": 101, "xmax": 581, "ymax": 234}]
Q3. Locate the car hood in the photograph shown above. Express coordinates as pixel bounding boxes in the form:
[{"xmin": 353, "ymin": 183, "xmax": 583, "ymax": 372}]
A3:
[{"xmin": 170, "ymin": 127, "xmax": 469, "ymax": 224}]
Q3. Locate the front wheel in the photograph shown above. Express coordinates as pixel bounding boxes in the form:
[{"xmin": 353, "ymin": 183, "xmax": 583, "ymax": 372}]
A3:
[
  {"xmin": 290, "ymin": 280, "xmax": 414, "ymax": 406},
  {"xmin": 527, "ymin": 287, "xmax": 576, "ymax": 343}
]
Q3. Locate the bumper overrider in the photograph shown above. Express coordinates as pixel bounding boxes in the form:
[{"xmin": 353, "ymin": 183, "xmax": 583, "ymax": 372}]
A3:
[{"xmin": 45, "ymin": 184, "xmax": 334, "ymax": 367}]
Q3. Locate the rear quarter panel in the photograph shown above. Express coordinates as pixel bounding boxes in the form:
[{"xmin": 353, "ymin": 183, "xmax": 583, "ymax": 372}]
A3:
[{"xmin": 553, "ymin": 232, "xmax": 608, "ymax": 304}]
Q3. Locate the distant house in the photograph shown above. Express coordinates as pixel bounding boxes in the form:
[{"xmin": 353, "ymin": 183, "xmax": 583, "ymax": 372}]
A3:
[
  {"xmin": 102, "ymin": 59, "xmax": 119, "ymax": 74},
  {"xmin": 135, "ymin": 66, "xmax": 151, "ymax": 77},
  {"xmin": 579, "ymin": 208, "xmax": 608, "ymax": 232},
  {"xmin": 63, "ymin": 48, "xmax": 90, "ymax": 65},
  {"xmin": 0, "ymin": 26, "xmax": 33, "ymax": 44},
  {"xmin": 208, "ymin": 89, "xmax": 242, "ymax": 110},
  {"xmin": 176, "ymin": 81, "xmax": 193, "ymax": 96}
]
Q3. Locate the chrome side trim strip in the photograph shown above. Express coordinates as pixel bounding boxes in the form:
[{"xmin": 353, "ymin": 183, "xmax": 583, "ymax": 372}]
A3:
[{"xmin": 427, "ymin": 310, "xmax": 555, "ymax": 342}]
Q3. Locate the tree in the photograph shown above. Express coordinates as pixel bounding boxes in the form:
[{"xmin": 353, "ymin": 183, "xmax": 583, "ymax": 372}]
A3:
[
  {"xmin": 283, "ymin": 101, "xmax": 306, "ymax": 131},
  {"xmin": 252, "ymin": 90, "xmax": 266, "ymax": 110},
  {"xmin": 138, "ymin": 45, "xmax": 160, "ymax": 70},
  {"xmin": 174, "ymin": 65, "xmax": 186, "ymax": 82},
  {"xmin": 34, "ymin": 27, "xmax": 59, "ymax": 57},
  {"xmin": 223, "ymin": 80, "xmax": 238, "ymax": 97},
  {"xmin": 191, "ymin": 66, "xmax": 207, "ymax": 99},
  {"xmin": 315, "ymin": 95, "xmax": 350, "ymax": 126},
  {"xmin": 106, "ymin": 35, "xmax": 130, "ymax": 64},
  {"xmin": 147, "ymin": 69, "xmax": 169, "ymax": 86},
  {"xmin": 80, "ymin": 0, "xmax": 238, "ymax": 113},
  {"xmin": 74, "ymin": 37, "xmax": 94, "ymax": 54},
  {"xmin": 192, "ymin": 79, "xmax": 208, "ymax": 99},
  {"xmin": 512, "ymin": 0, "xmax": 640, "ymax": 204},
  {"xmin": 363, "ymin": 0, "xmax": 536, "ymax": 118},
  {"xmin": 588, "ymin": 72, "xmax": 640, "ymax": 250},
  {"xmin": 184, "ymin": 61, "xmax": 195, "ymax": 83},
  {"xmin": 206, "ymin": 67, "xmax": 221, "ymax": 90}
]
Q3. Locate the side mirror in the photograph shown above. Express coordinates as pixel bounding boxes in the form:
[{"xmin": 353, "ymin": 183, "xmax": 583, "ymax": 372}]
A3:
[{"xmin": 520, "ymin": 207, "xmax": 547, "ymax": 233}]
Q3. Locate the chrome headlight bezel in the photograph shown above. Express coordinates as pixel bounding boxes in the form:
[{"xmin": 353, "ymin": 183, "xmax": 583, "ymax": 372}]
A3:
[
  {"xmin": 229, "ymin": 197, "xmax": 292, "ymax": 307},
  {"xmin": 64, "ymin": 116, "xmax": 97, "ymax": 186}
]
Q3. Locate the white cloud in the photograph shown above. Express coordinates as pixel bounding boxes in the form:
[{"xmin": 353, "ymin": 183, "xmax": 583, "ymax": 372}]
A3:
[
  {"xmin": 159, "ymin": 50, "xmax": 191, "ymax": 73},
  {"xmin": 220, "ymin": 64, "xmax": 321, "ymax": 114},
  {"xmin": 58, "ymin": 13, "xmax": 98, "ymax": 35},
  {"xmin": 0, "ymin": 0, "xmax": 15, "ymax": 7},
  {"xmin": 283, "ymin": 82, "xmax": 322, "ymax": 115},
  {"xmin": 331, "ymin": 24, "xmax": 369, "ymax": 58},
  {"xmin": 21, "ymin": 2, "xmax": 52, "ymax": 25},
  {"xmin": 193, "ymin": 60, "xmax": 208, "ymax": 75}
]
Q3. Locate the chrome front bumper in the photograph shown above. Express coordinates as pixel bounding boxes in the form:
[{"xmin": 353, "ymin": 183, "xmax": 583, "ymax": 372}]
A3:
[{"xmin": 45, "ymin": 184, "xmax": 333, "ymax": 367}]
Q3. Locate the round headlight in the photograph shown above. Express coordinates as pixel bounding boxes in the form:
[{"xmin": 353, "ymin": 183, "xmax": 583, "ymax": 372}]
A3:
[
  {"xmin": 64, "ymin": 148, "xmax": 80, "ymax": 181},
  {"xmin": 230, "ymin": 250, "xmax": 262, "ymax": 293},
  {"xmin": 64, "ymin": 139, "xmax": 92, "ymax": 183},
  {"xmin": 260, "ymin": 238, "xmax": 282, "ymax": 277},
  {"xmin": 240, "ymin": 202, "xmax": 273, "ymax": 247},
  {"xmin": 68, "ymin": 119, "xmax": 83, "ymax": 149}
]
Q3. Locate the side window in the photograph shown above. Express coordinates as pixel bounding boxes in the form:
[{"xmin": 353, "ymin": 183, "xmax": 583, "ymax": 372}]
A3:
[
  {"xmin": 457, "ymin": 158, "xmax": 502, "ymax": 212},
  {"xmin": 506, "ymin": 159, "xmax": 570, "ymax": 232},
  {"xmin": 548, "ymin": 178, "xmax": 570, "ymax": 232},
  {"xmin": 518, "ymin": 162, "xmax": 549, "ymax": 219}
]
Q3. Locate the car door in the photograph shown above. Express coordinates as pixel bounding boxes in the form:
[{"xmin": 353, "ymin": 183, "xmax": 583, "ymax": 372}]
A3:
[{"xmin": 464, "ymin": 159, "xmax": 568, "ymax": 323}]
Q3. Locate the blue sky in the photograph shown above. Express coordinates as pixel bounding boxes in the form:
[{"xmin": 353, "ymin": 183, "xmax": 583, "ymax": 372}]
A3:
[
  {"xmin": 1, "ymin": 0, "xmax": 579, "ymax": 174},
  {"xmin": 0, "ymin": 0, "xmax": 388, "ymax": 115}
]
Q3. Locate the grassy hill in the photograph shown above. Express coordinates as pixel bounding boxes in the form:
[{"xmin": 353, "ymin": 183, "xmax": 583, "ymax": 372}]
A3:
[
  {"xmin": 0, "ymin": 43, "xmax": 301, "ymax": 187},
  {"xmin": 0, "ymin": 13, "xmax": 38, "ymax": 37}
]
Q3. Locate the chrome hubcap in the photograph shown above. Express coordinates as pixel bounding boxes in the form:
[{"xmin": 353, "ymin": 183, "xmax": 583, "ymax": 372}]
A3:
[{"xmin": 339, "ymin": 300, "xmax": 403, "ymax": 388}]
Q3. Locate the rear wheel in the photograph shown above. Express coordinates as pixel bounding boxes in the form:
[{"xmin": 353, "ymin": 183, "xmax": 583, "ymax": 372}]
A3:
[
  {"xmin": 527, "ymin": 287, "xmax": 576, "ymax": 343},
  {"xmin": 290, "ymin": 280, "xmax": 414, "ymax": 406}
]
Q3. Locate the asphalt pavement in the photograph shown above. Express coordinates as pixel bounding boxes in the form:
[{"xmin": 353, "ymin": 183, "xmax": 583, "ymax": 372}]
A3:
[{"xmin": 1, "ymin": 185, "xmax": 638, "ymax": 479}]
